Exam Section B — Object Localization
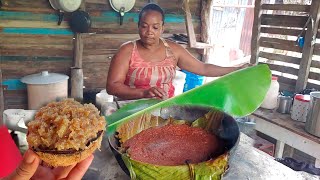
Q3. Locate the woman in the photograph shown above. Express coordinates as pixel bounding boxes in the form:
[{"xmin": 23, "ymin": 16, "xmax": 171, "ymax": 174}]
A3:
[{"xmin": 107, "ymin": 3, "xmax": 249, "ymax": 100}]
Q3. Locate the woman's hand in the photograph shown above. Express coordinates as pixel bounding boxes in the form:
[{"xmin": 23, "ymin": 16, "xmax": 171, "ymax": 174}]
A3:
[
  {"xmin": 5, "ymin": 150, "xmax": 93, "ymax": 180},
  {"xmin": 143, "ymin": 87, "xmax": 167, "ymax": 99}
]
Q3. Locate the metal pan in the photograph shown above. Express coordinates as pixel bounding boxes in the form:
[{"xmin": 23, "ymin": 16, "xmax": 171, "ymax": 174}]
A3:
[{"xmin": 69, "ymin": 10, "xmax": 91, "ymax": 33}]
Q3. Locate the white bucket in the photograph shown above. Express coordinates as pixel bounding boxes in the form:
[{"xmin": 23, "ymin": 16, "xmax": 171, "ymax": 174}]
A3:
[
  {"xmin": 96, "ymin": 91, "xmax": 114, "ymax": 109},
  {"xmin": 21, "ymin": 71, "xmax": 69, "ymax": 110},
  {"xmin": 172, "ymin": 70, "xmax": 186, "ymax": 96}
]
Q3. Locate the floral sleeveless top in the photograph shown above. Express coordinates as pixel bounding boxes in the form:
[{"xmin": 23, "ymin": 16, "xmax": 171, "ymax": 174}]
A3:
[{"xmin": 124, "ymin": 39, "xmax": 177, "ymax": 98}]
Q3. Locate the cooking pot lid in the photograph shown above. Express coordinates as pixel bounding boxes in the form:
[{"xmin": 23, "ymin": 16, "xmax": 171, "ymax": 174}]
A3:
[
  {"xmin": 58, "ymin": 0, "xmax": 82, "ymax": 12},
  {"xmin": 109, "ymin": 0, "xmax": 135, "ymax": 13},
  {"xmin": 49, "ymin": 0, "xmax": 59, "ymax": 10},
  {"xmin": 21, "ymin": 71, "xmax": 69, "ymax": 85}
]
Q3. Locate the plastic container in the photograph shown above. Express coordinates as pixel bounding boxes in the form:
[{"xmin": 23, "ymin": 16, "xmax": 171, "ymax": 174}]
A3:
[
  {"xmin": 182, "ymin": 70, "xmax": 204, "ymax": 92},
  {"xmin": 291, "ymin": 94, "xmax": 310, "ymax": 122},
  {"xmin": 21, "ymin": 71, "xmax": 69, "ymax": 110},
  {"xmin": 260, "ymin": 76, "xmax": 280, "ymax": 109},
  {"xmin": 96, "ymin": 91, "xmax": 114, "ymax": 109},
  {"xmin": 172, "ymin": 70, "xmax": 186, "ymax": 96}
]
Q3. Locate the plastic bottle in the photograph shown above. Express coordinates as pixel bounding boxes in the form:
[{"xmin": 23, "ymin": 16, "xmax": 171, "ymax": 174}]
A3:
[{"xmin": 260, "ymin": 76, "xmax": 280, "ymax": 109}]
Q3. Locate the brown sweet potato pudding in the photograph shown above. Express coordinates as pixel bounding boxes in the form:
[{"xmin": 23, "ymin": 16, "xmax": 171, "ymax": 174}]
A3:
[{"xmin": 123, "ymin": 124, "xmax": 222, "ymax": 166}]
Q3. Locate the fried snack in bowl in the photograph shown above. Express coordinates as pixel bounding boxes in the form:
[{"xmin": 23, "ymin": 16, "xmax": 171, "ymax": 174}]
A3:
[{"xmin": 27, "ymin": 99, "xmax": 106, "ymax": 167}]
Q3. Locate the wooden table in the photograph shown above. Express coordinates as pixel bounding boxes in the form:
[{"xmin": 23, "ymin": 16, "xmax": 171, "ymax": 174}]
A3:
[{"xmin": 250, "ymin": 108, "xmax": 320, "ymax": 167}]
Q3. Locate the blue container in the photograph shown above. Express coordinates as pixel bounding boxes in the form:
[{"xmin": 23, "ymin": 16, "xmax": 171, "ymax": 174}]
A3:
[{"xmin": 182, "ymin": 70, "xmax": 204, "ymax": 92}]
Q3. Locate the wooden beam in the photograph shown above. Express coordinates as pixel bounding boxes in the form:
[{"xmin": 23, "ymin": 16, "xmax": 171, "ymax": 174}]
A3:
[
  {"xmin": 261, "ymin": 27, "xmax": 320, "ymax": 38},
  {"xmin": 184, "ymin": 0, "xmax": 212, "ymax": 49},
  {"xmin": 184, "ymin": 0, "xmax": 197, "ymax": 47},
  {"xmin": 250, "ymin": 0, "xmax": 262, "ymax": 64},
  {"xmin": 261, "ymin": 4, "xmax": 310, "ymax": 12},
  {"xmin": 261, "ymin": 14, "xmax": 308, "ymax": 28},
  {"xmin": 311, "ymin": 60, "xmax": 320, "ymax": 69},
  {"xmin": 309, "ymin": 71, "xmax": 320, "ymax": 81},
  {"xmin": 260, "ymin": 63, "xmax": 299, "ymax": 76},
  {"xmin": 0, "ymin": 20, "xmax": 69, "ymax": 29},
  {"xmin": 313, "ymin": 43, "xmax": 320, "ymax": 55},
  {"xmin": 260, "ymin": 27, "xmax": 301, "ymax": 36},
  {"xmin": 275, "ymin": 76, "xmax": 297, "ymax": 86},
  {"xmin": 307, "ymin": 82, "xmax": 320, "ymax": 90},
  {"xmin": 259, "ymin": 51, "xmax": 301, "ymax": 65},
  {"xmin": 295, "ymin": 0, "xmax": 320, "ymax": 92},
  {"xmin": 279, "ymin": 82, "xmax": 296, "ymax": 92},
  {"xmin": 259, "ymin": 37, "xmax": 302, "ymax": 53}
]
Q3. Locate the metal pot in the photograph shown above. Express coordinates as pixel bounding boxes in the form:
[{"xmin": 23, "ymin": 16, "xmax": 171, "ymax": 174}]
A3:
[
  {"xmin": 108, "ymin": 105, "xmax": 240, "ymax": 176},
  {"xmin": 277, "ymin": 95, "xmax": 293, "ymax": 114},
  {"xmin": 69, "ymin": 10, "xmax": 91, "ymax": 33},
  {"xmin": 21, "ymin": 71, "xmax": 69, "ymax": 110},
  {"xmin": 305, "ymin": 92, "xmax": 320, "ymax": 137}
]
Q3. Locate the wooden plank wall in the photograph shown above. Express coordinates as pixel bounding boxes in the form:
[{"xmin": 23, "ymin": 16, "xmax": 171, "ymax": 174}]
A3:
[
  {"xmin": 0, "ymin": 0, "xmax": 202, "ymax": 109},
  {"xmin": 251, "ymin": 1, "xmax": 320, "ymax": 92}
]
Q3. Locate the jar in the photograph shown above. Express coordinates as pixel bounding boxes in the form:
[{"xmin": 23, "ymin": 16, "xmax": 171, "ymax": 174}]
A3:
[
  {"xmin": 260, "ymin": 76, "xmax": 280, "ymax": 109},
  {"xmin": 291, "ymin": 94, "xmax": 310, "ymax": 122}
]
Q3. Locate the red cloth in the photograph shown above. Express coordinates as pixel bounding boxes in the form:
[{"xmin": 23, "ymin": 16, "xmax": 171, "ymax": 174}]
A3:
[{"xmin": 0, "ymin": 126, "xmax": 22, "ymax": 178}]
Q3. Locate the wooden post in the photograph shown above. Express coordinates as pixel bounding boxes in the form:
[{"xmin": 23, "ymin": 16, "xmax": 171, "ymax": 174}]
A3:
[
  {"xmin": 72, "ymin": 33, "xmax": 84, "ymax": 102},
  {"xmin": 184, "ymin": 0, "xmax": 212, "ymax": 49},
  {"xmin": 201, "ymin": 0, "xmax": 213, "ymax": 63},
  {"xmin": 74, "ymin": 33, "xmax": 83, "ymax": 68},
  {"xmin": 184, "ymin": 0, "xmax": 197, "ymax": 47},
  {"xmin": 71, "ymin": 67, "xmax": 83, "ymax": 102},
  {"xmin": 250, "ymin": 0, "xmax": 262, "ymax": 64},
  {"xmin": 295, "ymin": 0, "xmax": 320, "ymax": 92}
]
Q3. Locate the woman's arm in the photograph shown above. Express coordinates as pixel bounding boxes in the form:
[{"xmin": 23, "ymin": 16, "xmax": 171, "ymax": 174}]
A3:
[
  {"xmin": 170, "ymin": 42, "xmax": 243, "ymax": 77},
  {"xmin": 106, "ymin": 43, "xmax": 146, "ymax": 100}
]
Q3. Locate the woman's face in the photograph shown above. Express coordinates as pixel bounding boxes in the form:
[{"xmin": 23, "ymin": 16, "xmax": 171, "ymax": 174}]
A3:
[{"xmin": 138, "ymin": 10, "xmax": 164, "ymax": 45}]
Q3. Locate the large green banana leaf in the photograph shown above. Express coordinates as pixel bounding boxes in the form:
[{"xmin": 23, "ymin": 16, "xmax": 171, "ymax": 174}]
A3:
[
  {"xmin": 106, "ymin": 64, "xmax": 271, "ymax": 134},
  {"xmin": 122, "ymin": 153, "xmax": 228, "ymax": 180}
]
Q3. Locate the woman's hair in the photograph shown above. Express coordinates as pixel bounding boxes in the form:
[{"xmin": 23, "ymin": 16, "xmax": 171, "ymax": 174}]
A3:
[{"xmin": 138, "ymin": 3, "xmax": 165, "ymax": 26}]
